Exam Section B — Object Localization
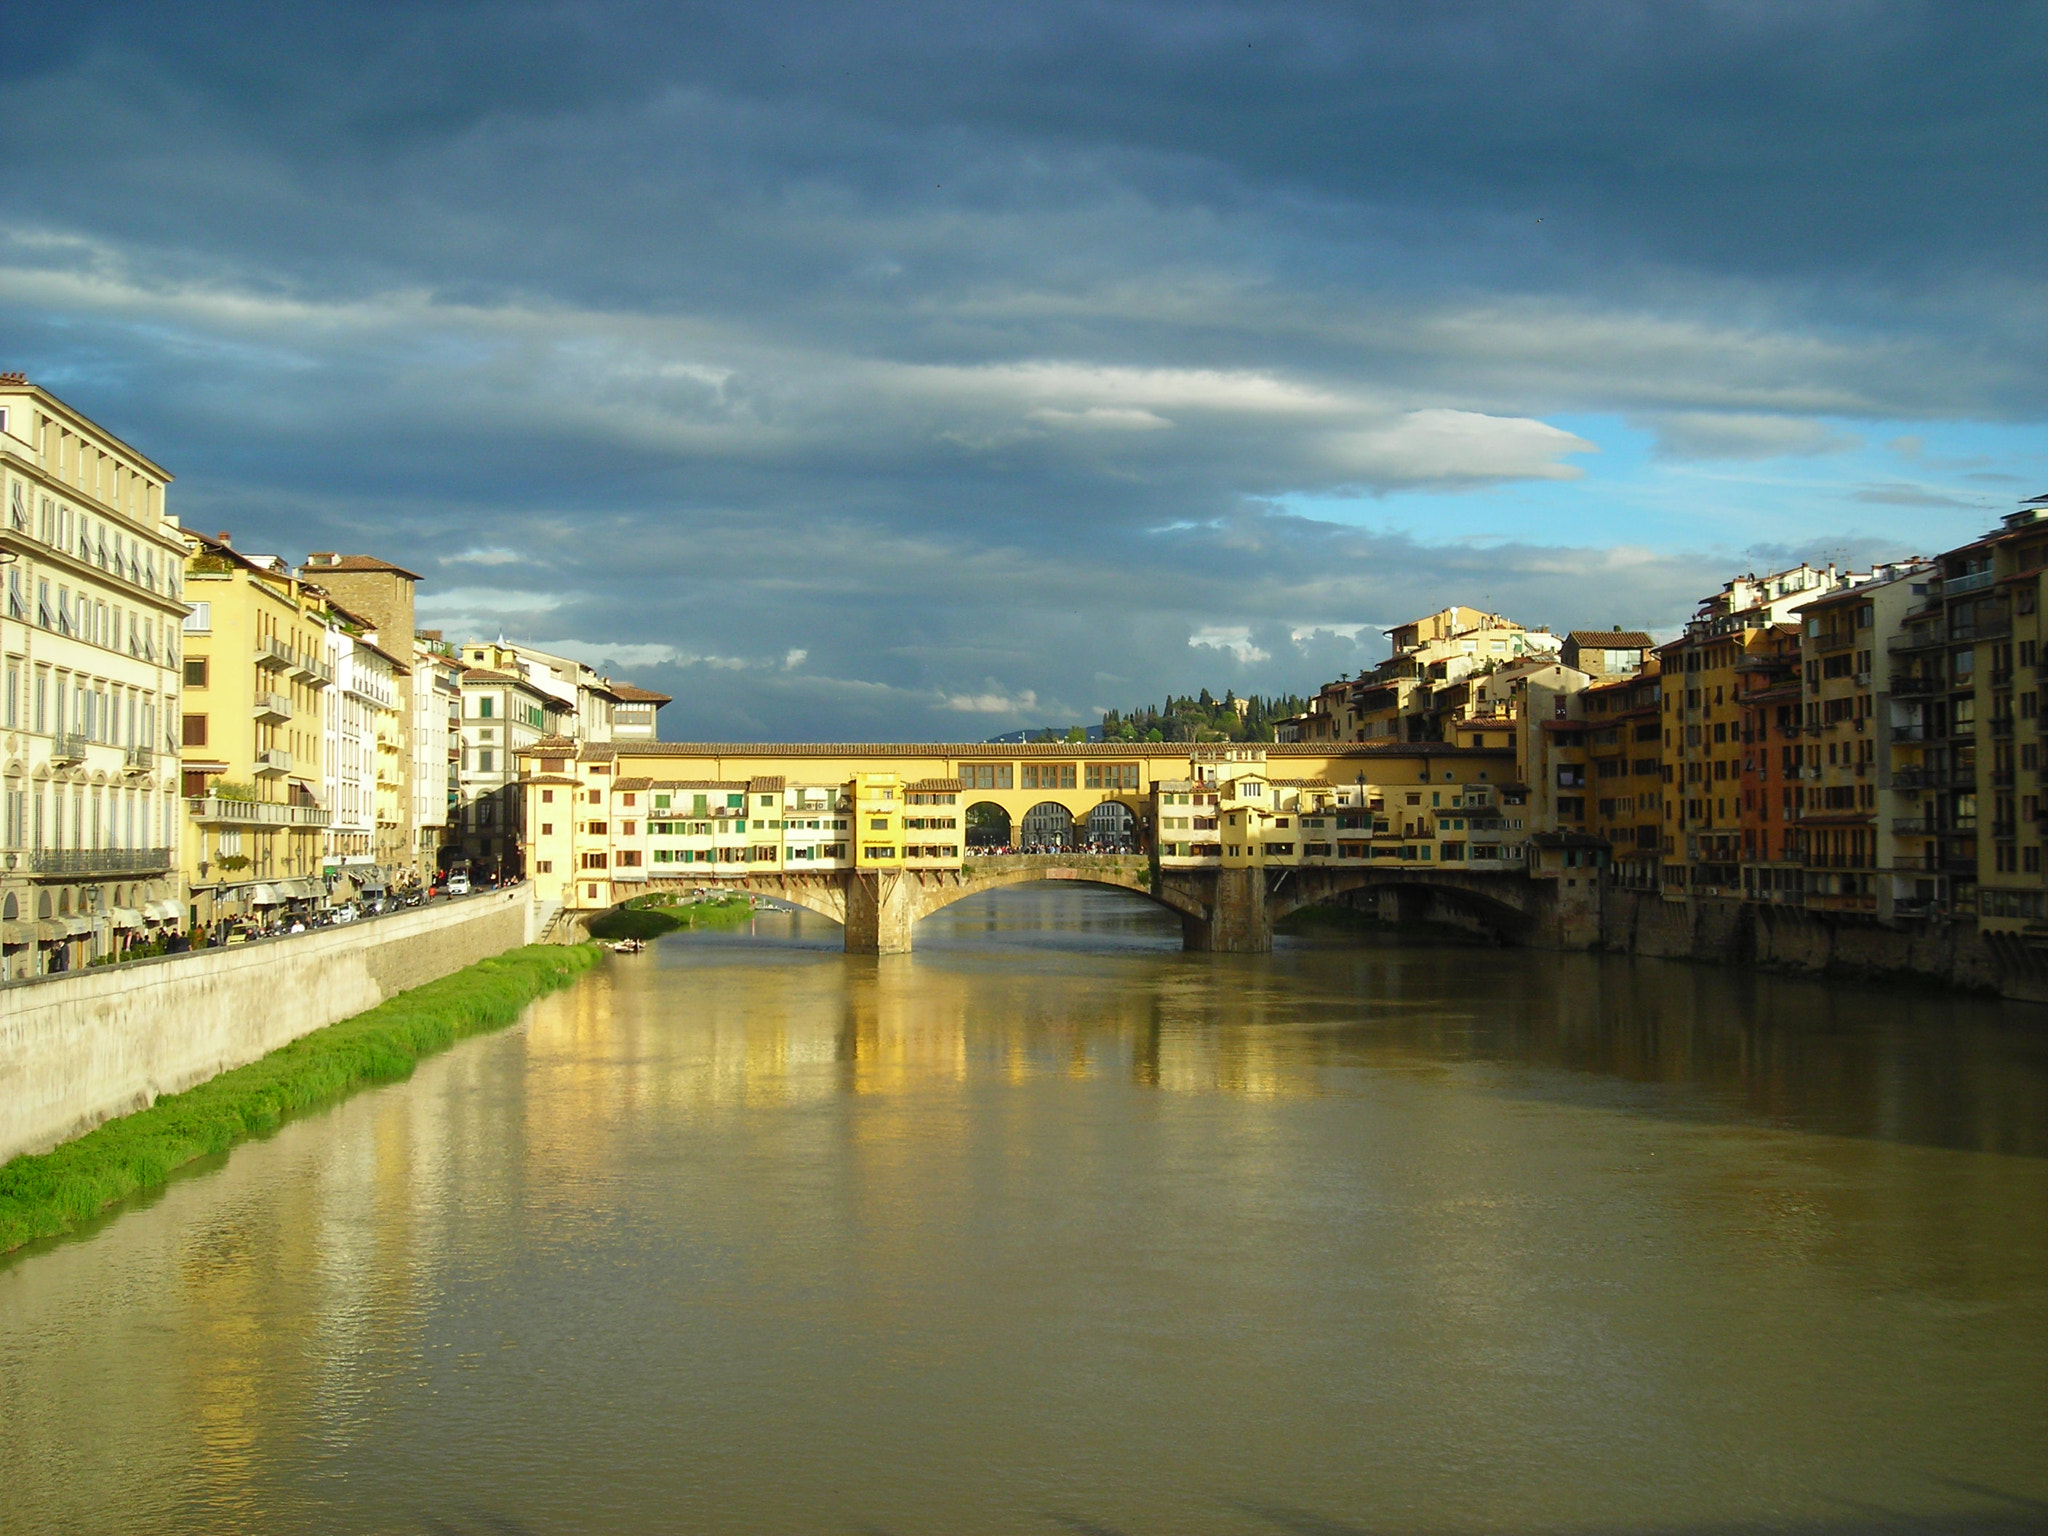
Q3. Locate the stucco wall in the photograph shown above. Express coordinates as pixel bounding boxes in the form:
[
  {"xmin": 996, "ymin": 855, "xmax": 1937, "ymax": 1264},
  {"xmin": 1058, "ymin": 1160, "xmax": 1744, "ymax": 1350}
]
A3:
[{"xmin": 0, "ymin": 892, "xmax": 535, "ymax": 1162}]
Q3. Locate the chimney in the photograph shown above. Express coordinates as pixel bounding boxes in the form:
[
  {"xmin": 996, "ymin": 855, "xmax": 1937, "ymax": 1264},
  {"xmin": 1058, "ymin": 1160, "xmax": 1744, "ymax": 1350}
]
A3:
[
  {"xmin": 216, "ymin": 531, "xmax": 232, "ymax": 546},
  {"xmin": 308, "ymin": 551, "xmax": 338, "ymax": 565},
  {"xmin": 0, "ymin": 372, "xmax": 26, "ymax": 387}
]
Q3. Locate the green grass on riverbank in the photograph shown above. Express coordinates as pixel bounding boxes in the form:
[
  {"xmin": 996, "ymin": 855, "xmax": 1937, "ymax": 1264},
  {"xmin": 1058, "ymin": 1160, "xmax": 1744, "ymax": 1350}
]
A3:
[
  {"xmin": 587, "ymin": 893, "xmax": 756, "ymax": 942},
  {"xmin": 0, "ymin": 943, "xmax": 600, "ymax": 1257}
]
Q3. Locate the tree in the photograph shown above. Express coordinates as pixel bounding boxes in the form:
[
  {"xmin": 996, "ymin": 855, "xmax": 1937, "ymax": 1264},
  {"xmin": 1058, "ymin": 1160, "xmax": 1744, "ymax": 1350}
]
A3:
[{"xmin": 1066, "ymin": 725, "xmax": 1087, "ymax": 742}]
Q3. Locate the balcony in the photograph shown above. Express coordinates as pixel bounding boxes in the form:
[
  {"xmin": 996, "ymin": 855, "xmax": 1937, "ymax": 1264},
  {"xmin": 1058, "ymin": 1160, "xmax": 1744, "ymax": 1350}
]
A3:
[
  {"xmin": 291, "ymin": 649, "xmax": 334, "ymax": 687},
  {"xmin": 28, "ymin": 847, "xmax": 174, "ymax": 876},
  {"xmin": 1954, "ymin": 616, "xmax": 2012, "ymax": 643},
  {"xmin": 254, "ymin": 748, "xmax": 292, "ymax": 776},
  {"xmin": 1992, "ymin": 769, "xmax": 2016, "ymax": 787},
  {"xmin": 1892, "ymin": 817, "xmax": 1935, "ymax": 835},
  {"xmin": 122, "ymin": 744, "xmax": 153, "ymax": 775},
  {"xmin": 185, "ymin": 795, "xmax": 331, "ymax": 828},
  {"xmin": 1945, "ymin": 569, "xmax": 1996, "ymax": 596},
  {"xmin": 1994, "ymin": 820, "xmax": 2019, "ymax": 840},
  {"xmin": 48, "ymin": 731, "xmax": 89, "ymax": 765},
  {"xmin": 1991, "ymin": 717, "xmax": 2016, "ymax": 738},
  {"xmin": 253, "ymin": 691, "xmax": 294, "ymax": 723},
  {"xmin": 256, "ymin": 634, "xmax": 293, "ymax": 671},
  {"xmin": 1890, "ymin": 723, "xmax": 1930, "ymax": 742},
  {"xmin": 1888, "ymin": 631, "xmax": 1948, "ymax": 653},
  {"xmin": 1889, "ymin": 674, "xmax": 1941, "ymax": 696}
]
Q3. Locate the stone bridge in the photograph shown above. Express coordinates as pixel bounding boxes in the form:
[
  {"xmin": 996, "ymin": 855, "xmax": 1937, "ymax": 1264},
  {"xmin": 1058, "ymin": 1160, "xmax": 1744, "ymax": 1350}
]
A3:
[{"xmin": 625, "ymin": 855, "xmax": 1583, "ymax": 954}]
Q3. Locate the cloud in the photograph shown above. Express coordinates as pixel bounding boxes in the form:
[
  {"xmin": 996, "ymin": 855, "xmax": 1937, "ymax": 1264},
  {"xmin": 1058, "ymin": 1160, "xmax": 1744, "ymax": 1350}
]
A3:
[
  {"xmin": 1189, "ymin": 626, "xmax": 1272, "ymax": 664},
  {"xmin": 942, "ymin": 687, "xmax": 1040, "ymax": 715},
  {"xmin": 1643, "ymin": 412, "xmax": 1862, "ymax": 461},
  {"xmin": 1851, "ymin": 482, "xmax": 1988, "ymax": 510},
  {"xmin": 1, "ymin": 1, "xmax": 2043, "ymax": 739}
]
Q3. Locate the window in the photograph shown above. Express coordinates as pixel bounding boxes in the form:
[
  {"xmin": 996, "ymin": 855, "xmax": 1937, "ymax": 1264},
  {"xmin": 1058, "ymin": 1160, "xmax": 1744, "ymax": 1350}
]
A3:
[
  {"xmin": 181, "ymin": 714, "xmax": 207, "ymax": 747},
  {"xmin": 479, "ymin": 697, "xmax": 494, "ymax": 718},
  {"xmin": 183, "ymin": 601, "xmax": 211, "ymax": 633},
  {"xmin": 587, "ymin": 821, "xmax": 608, "ymax": 835},
  {"xmin": 580, "ymin": 852, "xmax": 607, "ymax": 869},
  {"xmin": 479, "ymin": 749, "xmax": 493, "ymax": 772},
  {"xmin": 536, "ymin": 861, "xmax": 552, "ymax": 874},
  {"xmin": 183, "ymin": 658, "xmax": 208, "ymax": 689},
  {"xmin": 963, "ymin": 764, "xmax": 1014, "ymax": 789},
  {"xmin": 1022, "ymin": 763, "xmax": 1076, "ymax": 789},
  {"xmin": 541, "ymin": 789, "xmax": 554, "ymax": 803}
]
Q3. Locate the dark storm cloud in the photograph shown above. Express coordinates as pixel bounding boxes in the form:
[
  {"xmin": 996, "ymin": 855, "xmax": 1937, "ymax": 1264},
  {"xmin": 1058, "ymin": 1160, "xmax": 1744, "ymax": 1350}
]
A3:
[{"xmin": 0, "ymin": 1, "xmax": 2038, "ymax": 734}]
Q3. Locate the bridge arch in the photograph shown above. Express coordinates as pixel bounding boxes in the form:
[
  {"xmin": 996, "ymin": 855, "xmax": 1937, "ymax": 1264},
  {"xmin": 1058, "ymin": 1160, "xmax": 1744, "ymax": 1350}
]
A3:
[
  {"xmin": 1268, "ymin": 866, "xmax": 1535, "ymax": 940},
  {"xmin": 965, "ymin": 801, "xmax": 1011, "ymax": 850},
  {"xmin": 1084, "ymin": 801, "xmax": 1136, "ymax": 850},
  {"xmin": 1018, "ymin": 802, "xmax": 1075, "ymax": 852}
]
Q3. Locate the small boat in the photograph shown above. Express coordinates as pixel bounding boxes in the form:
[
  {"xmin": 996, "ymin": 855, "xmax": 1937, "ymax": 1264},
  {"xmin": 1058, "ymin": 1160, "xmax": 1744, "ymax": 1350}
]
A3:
[{"xmin": 609, "ymin": 937, "xmax": 646, "ymax": 954}]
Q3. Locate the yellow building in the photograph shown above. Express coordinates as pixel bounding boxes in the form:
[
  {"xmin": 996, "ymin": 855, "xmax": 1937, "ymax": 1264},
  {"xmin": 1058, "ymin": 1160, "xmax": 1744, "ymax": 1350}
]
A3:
[
  {"xmin": 178, "ymin": 532, "xmax": 334, "ymax": 928},
  {"xmin": 0, "ymin": 374, "xmax": 189, "ymax": 974}
]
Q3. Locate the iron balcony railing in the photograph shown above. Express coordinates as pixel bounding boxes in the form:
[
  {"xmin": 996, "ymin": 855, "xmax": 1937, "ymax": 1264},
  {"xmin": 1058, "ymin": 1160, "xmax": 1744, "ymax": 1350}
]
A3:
[
  {"xmin": 29, "ymin": 847, "xmax": 174, "ymax": 876},
  {"xmin": 256, "ymin": 634, "xmax": 293, "ymax": 670},
  {"xmin": 1888, "ymin": 674, "xmax": 1941, "ymax": 696},
  {"xmin": 254, "ymin": 748, "xmax": 292, "ymax": 775},
  {"xmin": 123, "ymin": 744, "xmax": 153, "ymax": 774},
  {"xmin": 253, "ymin": 691, "xmax": 294, "ymax": 722},
  {"xmin": 49, "ymin": 731, "xmax": 90, "ymax": 764}
]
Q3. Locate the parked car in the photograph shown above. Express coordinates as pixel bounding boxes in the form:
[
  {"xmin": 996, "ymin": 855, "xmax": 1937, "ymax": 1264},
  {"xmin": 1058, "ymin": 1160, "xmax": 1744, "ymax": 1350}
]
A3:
[{"xmin": 446, "ymin": 874, "xmax": 472, "ymax": 896}]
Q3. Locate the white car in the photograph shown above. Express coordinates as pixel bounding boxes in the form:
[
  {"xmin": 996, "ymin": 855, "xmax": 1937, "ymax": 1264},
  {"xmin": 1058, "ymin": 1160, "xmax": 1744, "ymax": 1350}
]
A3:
[{"xmin": 446, "ymin": 874, "xmax": 472, "ymax": 896}]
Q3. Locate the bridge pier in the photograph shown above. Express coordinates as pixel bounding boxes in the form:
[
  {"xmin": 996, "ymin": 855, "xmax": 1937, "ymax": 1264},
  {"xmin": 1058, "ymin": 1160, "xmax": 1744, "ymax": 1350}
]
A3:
[
  {"xmin": 843, "ymin": 871, "xmax": 916, "ymax": 955},
  {"xmin": 1180, "ymin": 866, "xmax": 1272, "ymax": 953}
]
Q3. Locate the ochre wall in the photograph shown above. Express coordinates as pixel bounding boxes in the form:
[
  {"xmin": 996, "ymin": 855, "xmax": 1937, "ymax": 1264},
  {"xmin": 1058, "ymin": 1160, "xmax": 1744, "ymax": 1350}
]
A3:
[{"xmin": 0, "ymin": 892, "xmax": 535, "ymax": 1162}]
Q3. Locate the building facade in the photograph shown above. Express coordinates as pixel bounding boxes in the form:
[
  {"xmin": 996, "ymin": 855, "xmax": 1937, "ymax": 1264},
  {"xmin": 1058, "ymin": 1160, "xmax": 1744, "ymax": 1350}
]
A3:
[
  {"xmin": 177, "ymin": 534, "xmax": 335, "ymax": 928},
  {"xmin": 0, "ymin": 375, "xmax": 189, "ymax": 975}
]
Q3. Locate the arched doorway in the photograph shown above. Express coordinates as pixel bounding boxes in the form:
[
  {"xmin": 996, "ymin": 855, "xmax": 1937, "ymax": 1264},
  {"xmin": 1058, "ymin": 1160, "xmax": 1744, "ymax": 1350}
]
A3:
[
  {"xmin": 1084, "ymin": 801, "xmax": 1136, "ymax": 851},
  {"xmin": 1020, "ymin": 802, "xmax": 1075, "ymax": 851},
  {"xmin": 965, "ymin": 802, "xmax": 1012, "ymax": 850}
]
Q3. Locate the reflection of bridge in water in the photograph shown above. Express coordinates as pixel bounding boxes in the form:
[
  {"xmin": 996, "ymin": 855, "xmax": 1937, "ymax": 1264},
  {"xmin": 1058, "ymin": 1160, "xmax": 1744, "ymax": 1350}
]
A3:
[{"xmin": 523, "ymin": 741, "xmax": 1597, "ymax": 953}]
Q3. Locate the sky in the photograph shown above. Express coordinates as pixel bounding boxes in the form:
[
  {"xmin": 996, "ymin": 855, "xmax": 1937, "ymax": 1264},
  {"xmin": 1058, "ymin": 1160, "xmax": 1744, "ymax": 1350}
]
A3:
[{"xmin": 3, "ymin": 0, "xmax": 2044, "ymax": 739}]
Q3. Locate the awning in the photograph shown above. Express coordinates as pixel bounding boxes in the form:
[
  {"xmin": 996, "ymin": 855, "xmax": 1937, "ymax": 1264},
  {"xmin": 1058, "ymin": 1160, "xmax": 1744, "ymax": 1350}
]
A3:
[
  {"xmin": 37, "ymin": 921, "xmax": 66, "ymax": 941},
  {"xmin": 62, "ymin": 916, "xmax": 93, "ymax": 936},
  {"xmin": 109, "ymin": 908, "xmax": 145, "ymax": 929},
  {"xmin": 152, "ymin": 899, "xmax": 185, "ymax": 922},
  {"xmin": 1, "ymin": 921, "xmax": 32, "ymax": 947},
  {"xmin": 286, "ymin": 879, "xmax": 319, "ymax": 899},
  {"xmin": 248, "ymin": 883, "xmax": 283, "ymax": 906}
]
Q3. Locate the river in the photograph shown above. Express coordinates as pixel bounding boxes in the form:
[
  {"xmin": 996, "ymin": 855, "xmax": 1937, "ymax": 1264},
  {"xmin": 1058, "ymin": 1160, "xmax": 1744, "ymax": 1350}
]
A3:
[{"xmin": 3, "ymin": 887, "xmax": 2047, "ymax": 1535}]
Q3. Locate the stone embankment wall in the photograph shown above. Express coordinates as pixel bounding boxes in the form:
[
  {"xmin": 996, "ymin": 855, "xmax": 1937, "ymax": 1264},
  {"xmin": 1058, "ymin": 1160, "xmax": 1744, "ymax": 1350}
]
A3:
[
  {"xmin": 1601, "ymin": 889, "xmax": 2017, "ymax": 997},
  {"xmin": 0, "ymin": 892, "xmax": 536, "ymax": 1162}
]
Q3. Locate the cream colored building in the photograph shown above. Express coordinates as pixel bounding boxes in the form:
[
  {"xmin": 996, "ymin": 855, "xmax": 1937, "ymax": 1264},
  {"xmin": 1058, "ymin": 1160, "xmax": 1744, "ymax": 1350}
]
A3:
[
  {"xmin": 317, "ymin": 611, "xmax": 405, "ymax": 896},
  {"xmin": 0, "ymin": 375, "xmax": 189, "ymax": 974},
  {"xmin": 1283, "ymin": 607, "xmax": 1559, "ymax": 746},
  {"xmin": 412, "ymin": 633, "xmax": 461, "ymax": 869}
]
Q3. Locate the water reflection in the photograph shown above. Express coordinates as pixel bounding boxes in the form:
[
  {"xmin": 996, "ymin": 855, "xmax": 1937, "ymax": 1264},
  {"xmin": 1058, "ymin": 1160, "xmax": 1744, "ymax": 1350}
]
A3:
[{"xmin": 1, "ymin": 884, "xmax": 2044, "ymax": 1535}]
